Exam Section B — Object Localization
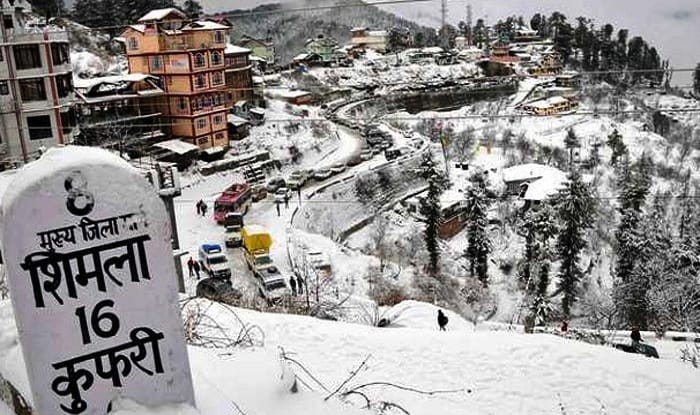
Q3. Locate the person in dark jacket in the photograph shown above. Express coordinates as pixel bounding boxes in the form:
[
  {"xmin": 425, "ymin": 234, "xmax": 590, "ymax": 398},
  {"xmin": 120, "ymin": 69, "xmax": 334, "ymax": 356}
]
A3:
[
  {"xmin": 631, "ymin": 326, "xmax": 642, "ymax": 345},
  {"xmin": 192, "ymin": 261, "xmax": 201, "ymax": 280},
  {"xmin": 200, "ymin": 202, "xmax": 208, "ymax": 217},
  {"xmin": 437, "ymin": 309, "xmax": 448, "ymax": 331},
  {"xmin": 187, "ymin": 257, "xmax": 195, "ymax": 277},
  {"xmin": 196, "ymin": 201, "xmax": 202, "ymax": 216},
  {"xmin": 289, "ymin": 276, "xmax": 297, "ymax": 296},
  {"xmin": 296, "ymin": 275, "xmax": 304, "ymax": 295}
]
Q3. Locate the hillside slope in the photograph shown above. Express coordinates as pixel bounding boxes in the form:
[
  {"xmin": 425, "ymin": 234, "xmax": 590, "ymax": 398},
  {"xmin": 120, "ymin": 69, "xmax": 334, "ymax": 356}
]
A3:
[{"xmin": 223, "ymin": 0, "xmax": 435, "ymax": 64}]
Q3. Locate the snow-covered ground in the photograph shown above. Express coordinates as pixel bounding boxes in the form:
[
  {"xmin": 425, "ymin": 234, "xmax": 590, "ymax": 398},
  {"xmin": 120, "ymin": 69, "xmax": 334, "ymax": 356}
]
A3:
[{"xmin": 3, "ymin": 299, "xmax": 699, "ymax": 415}]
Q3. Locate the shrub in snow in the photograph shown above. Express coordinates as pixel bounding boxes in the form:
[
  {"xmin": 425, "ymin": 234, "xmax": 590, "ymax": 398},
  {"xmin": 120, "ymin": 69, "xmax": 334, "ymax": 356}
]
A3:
[
  {"xmin": 368, "ymin": 277, "xmax": 408, "ymax": 307},
  {"xmin": 680, "ymin": 343, "xmax": 700, "ymax": 369}
]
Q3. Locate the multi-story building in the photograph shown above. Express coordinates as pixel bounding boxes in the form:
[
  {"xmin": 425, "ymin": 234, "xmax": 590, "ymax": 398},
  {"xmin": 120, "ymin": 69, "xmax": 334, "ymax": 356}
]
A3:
[
  {"xmin": 73, "ymin": 74, "xmax": 166, "ymax": 156},
  {"xmin": 224, "ymin": 43, "xmax": 253, "ymax": 108},
  {"xmin": 122, "ymin": 8, "xmax": 231, "ymax": 151},
  {"xmin": 237, "ymin": 35, "xmax": 275, "ymax": 69},
  {"xmin": 0, "ymin": 0, "xmax": 74, "ymax": 166},
  {"xmin": 350, "ymin": 27, "xmax": 388, "ymax": 53}
]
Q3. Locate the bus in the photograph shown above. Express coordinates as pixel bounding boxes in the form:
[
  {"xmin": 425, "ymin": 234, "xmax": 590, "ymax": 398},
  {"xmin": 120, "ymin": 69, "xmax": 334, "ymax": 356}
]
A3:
[{"xmin": 214, "ymin": 183, "xmax": 252, "ymax": 224}]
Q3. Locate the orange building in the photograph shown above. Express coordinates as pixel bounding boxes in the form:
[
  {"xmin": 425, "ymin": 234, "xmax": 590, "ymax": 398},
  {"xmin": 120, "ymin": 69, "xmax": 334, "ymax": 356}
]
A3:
[{"xmin": 122, "ymin": 8, "xmax": 231, "ymax": 150}]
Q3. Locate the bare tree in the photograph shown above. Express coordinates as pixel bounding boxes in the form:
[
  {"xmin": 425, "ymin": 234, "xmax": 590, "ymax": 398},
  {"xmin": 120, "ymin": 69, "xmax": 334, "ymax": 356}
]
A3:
[{"xmin": 369, "ymin": 215, "xmax": 390, "ymax": 272}]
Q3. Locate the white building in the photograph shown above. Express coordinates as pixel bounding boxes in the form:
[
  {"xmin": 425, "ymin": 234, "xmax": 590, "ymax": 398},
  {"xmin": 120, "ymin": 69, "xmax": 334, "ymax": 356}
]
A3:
[
  {"xmin": 350, "ymin": 27, "xmax": 388, "ymax": 53},
  {"xmin": 0, "ymin": 0, "xmax": 74, "ymax": 166}
]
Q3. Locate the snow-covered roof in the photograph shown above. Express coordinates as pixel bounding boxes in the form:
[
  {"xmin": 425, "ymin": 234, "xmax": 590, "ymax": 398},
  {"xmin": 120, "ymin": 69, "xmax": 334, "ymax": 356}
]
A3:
[
  {"xmin": 138, "ymin": 8, "xmax": 186, "ymax": 22},
  {"xmin": 524, "ymin": 172, "xmax": 568, "ymax": 201},
  {"xmin": 184, "ymin": 21, "xmax": 229, "ymax": 31},
  {"xmin": 249, "ymin": 108, "xmax": 265, "ymax": 115},
  {"xmin": 293, "ymin": 53, "xmax": 311, "ymax": 61},
  {"xmin": 225, "ymin": 43, "xmax": 251, "ymax": 55},
  {"xmin": 127, "ymin": 24, "xmax": 146, "ymax": 33},
  {"xmin": 502, "ymin": 163, "xmax": 564, "ymax": 183},
  {"xmin": 525, "ymin": 96, "xmax": 569, "ymax": 109},
  {"xmin": 203, "ymin": 146, "xmax": 225, "ymax": 155},
  {"xmin": 368, "ymin": 30, "xmax": 388, "ymax": 37},
  {"xmin": 557, "ymin": 71, "xmax": 580, "ymax": 79},
  {"xmin": 227, "ymin": 114, "xmax": 249, "ymax": 126},
  {"xmin": 275, "ymin": 90, "xmax": 311, "ymax": 99},
  {"xmin": 422, "ymin": 47, "xmax": 444, "ymax": 54},
  {"xmin": 350, "ymin": 27, "xmax": 368, "ymax": 32},
  {"xmin": 73, "ymin": 73, "xmax": 154, "ymax": 90},
  {"xmin": 153, "ymin": 139, "xmax": 199, "ymax": 155},
  {"xmin": 249, "ymin": 55, "xmax": 265, "ymax": 62}
]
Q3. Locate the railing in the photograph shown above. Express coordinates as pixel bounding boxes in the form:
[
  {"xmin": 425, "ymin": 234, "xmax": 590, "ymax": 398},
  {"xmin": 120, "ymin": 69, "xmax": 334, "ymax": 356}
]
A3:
[{"xmin": 3, "ymin": 30, "xmax": 68, "ymax": 44}]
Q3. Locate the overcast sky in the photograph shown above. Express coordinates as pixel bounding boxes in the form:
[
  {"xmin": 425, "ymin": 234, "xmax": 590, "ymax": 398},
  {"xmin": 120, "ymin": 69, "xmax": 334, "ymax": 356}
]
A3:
[{"xmin": 200, "ymin": 0, "xmax": 700, "ymax": 84}]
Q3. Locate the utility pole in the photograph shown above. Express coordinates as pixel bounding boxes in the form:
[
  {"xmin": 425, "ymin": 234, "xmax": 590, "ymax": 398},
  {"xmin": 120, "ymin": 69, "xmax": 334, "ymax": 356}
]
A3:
[
  {"xmin": 441, "ymin": 0, "xmax": 447, "ymax": 48},
  {"xmin": 466, "ymin": 4, "xmax": 473, "ymax": 45}
]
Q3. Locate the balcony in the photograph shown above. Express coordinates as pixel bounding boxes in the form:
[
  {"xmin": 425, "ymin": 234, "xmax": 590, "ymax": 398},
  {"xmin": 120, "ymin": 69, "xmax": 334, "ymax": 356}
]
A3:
[
  {"xmin": 161, "ymin": 37, "xmax": 216, "ymax": 52},
  {"xmin": 3, "ymin": 29, "xmax": 68, "ymax": 44}
]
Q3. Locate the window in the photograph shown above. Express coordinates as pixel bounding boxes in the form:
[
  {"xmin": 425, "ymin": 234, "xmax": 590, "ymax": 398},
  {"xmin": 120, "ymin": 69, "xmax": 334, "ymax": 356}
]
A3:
[
  {"xmin": 127, "ymin": 37, "xmax": 138, "ymax": 50},
  {"xmin": 0, "ymin": 81, "xmax": 8, "ymax": 95},
  {"xmin": 193, "ymin": 53, "xmax": 205, "ymax": 68},
  {"xmin": 214, "ymin": 132, "xmax": 224, "ymax": 141},
  {"xmin": 151, "ymin": 55, "xmax": 163, "ymax": 70},
  {"xmin": 194, "ymin": 74, "xmax": 206, "ymax": 89},
  {"xmin": 211, "ymin": 72, "xmax": 223, "ymax": 86},
  {"xmin": 226, "ymin": 55, "xmax": 247, "ymax": 67},
  {"xmin": 60, "ymin": 109, "xmax": 75, "ymax": 135},
  {"xmin": 14, "ymin": 45, "xmax": 41, "ymax": 70},
  {"xmin": 55, "ymin": 74, "xmax": 72, "ymax": 98},
  {"xmin": 196, "ymin": 118, "xmax": 207, "ymax": 130},
  {"xmin": 178, "ymin": 97, "xmax": 187, "ymax": 112},
  {"xmin": 214, "ymin": 31, "xmax": 225, "ymax": 44},
  {"xmin": 19, "ymin": 78, "xmax": 46, "ymax": 101},
  {"xmin": 3, "ymin": 15, "xmax": 13, "ymax": 30},
  {"xmin": 197, "ymin": 136, "xmax": 209, "ymax": 145},
  {"xmin": 211, "ymin": 51, "xmax": 222, "ymax": 66},
  {"xmin": 27, "ymin": 115, "xmax": 53, "ymax": 140},
  {"xmin": 213, "ymin": 114, "xmax": 224, "ymax": 125},
  {"xmin": 51, "ymin": 43, "xmax": 70, "ymax": 65}
]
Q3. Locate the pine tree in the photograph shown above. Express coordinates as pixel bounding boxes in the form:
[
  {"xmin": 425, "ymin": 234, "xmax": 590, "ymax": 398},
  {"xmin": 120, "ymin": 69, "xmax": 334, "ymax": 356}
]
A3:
[
  {"xmin": 564, "ymin": 128, "xmax": 579, "ymax": 167},
  {"xmin": 553, "ymin": 170, "xmax": 596, "ymax": 317},
  {"xmin": 418, "ymin": 153, "xmax": 449, "ymax": 277},
  {"xmin": 71, "ymin": 0, "xmax": 104, "ymax": 26},
  {"xmin": 31, "ymin": 0, "xmax": 66, "ymax": 20},
  {"xmin": 464, "ymin": 172, "xmax": 491, "ymax": 284},
  {"xmin": 519, "ymin": 204, "xmax": 558, "ymax": 296},
  {"xmin": 182, "ymin": 0, "xmax": 203, "ymax": 19},
  {"xmin": 613, "ymin": 156, "xmax": 652, "ymax": 328},
  {"xmin": 606, "ymin": 128, "xmax": 627, "ymax": 165}
]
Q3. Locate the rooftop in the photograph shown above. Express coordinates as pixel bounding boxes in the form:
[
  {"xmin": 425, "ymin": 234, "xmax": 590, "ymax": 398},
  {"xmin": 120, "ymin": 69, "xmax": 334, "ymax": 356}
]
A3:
[
  {"xmin": 225, "ymin": 43, "xmax": 251, "ymax": 55},
  {"xmin": 138, "ymin": 8, "xmax": 186, "ymax": 22},
  {"xmin": 153, "ymin": 139, "xmax": 199, "ymax": 155},
  {"xmin": 502, "ymin": 163, "xmax": 564, "ymax": 183}
]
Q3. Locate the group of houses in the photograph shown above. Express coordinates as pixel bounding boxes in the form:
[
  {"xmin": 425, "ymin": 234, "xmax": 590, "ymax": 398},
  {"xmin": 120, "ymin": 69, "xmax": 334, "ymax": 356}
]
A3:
[{"xmin": 0, "ymin": 3, "xmax": 267, "ymax": 168}]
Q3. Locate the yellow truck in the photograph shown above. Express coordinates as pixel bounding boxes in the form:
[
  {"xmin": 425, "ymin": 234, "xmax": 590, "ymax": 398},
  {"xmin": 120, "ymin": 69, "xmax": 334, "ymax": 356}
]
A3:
[{"xmin": 241, "ymin": 225, "xmax": 275, "ymax": 274}]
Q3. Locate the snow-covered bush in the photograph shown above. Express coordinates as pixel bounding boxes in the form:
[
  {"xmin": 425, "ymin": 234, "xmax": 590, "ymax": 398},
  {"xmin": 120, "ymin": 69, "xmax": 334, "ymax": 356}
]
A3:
[
  {"xmin": 368, "ymin": 276, "xmax": 408, "ymax": 307},
  {"xmin": 680, "ymin": 343, "xmax": 700, "ymax": 369}
]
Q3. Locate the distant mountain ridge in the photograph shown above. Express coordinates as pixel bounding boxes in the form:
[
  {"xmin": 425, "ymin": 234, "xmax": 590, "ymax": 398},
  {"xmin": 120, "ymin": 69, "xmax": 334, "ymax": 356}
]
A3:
[{"xmin": 220, "ymin": 0, "xmax": 435, "ymax": 64}]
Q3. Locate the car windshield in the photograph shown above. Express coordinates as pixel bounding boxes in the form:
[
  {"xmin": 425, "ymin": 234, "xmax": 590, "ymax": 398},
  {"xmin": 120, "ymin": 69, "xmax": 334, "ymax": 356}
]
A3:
[
  {"xmin": 255, "ymin": 256, "xmax": 272, "ymax": 266},
  {"xmin": 209, "ymin": 256, "xmax": 228, "ymax": 264},
  {"xmin": 266, "ymin": 280, "xmax": 286, "ymax": 291}
]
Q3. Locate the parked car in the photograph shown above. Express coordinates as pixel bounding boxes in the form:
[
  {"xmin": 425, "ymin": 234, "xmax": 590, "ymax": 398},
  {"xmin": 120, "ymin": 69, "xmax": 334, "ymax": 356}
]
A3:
[
  {"xmin": 265, "ymin": 177, "xmax": 286, "ymax": 193},
  {"xmin": 346, "ymin": 155, "xmax": 363, "ymax": 167},
  {"xmin": 196, "ymin": 278, "xmax": 242, "ymax": 306},
  {"xmin": 251, "ymin": 185, "xmax": 267, "ymax": 202},
  {"xmin": 198, "ymin": 244, "xmax": 231, "ymax": 280},
  {"xmin": 274, "ymin": 187, "xmax": 291, "ymax": 202},
  {"xmin": 313, "ymin": 168, "xmax": 333, "ymax": 181},
  {"xmin": 287, "ymin": 170, "xmax": 309, "ymax": 190},
  {"xmin": 255, "ymin": 266, "xmax": 291, "ymax": 301},
  {"xmin": 360, "ymin": 148, "xmax": 374, "ymax": 161},
  {"xmin": 330, "ymin": 163, "xmax": 347, "ymax": 174},
  {"xmin": 613, "ymin": 342, "xmax": 659, "ymax": 358}
]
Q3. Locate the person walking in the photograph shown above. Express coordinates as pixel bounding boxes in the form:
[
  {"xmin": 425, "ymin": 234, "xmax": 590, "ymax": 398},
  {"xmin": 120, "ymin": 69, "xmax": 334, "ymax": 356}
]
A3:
[
  {"xmin": 196, "ymin": 201, "xmax": 202, "ymax": 216},
  {"xmin": 289, "ymin": 276, "xmax": 297, "ymax": 296},
  {"xmin": 631, "ymin": 325, "xmax": 641, "ymax": 346},
  {"xmin": 437, "ymin": 309, "xmax": 448, "ymax": 331},
  {"xmin": 186, "ymin": 257, "xmax": 195, "ymax": 278},
  {"xmin": 275, "ymin": 200, "xmax": 281, "ymax": 216},
  {"xmin": 193, "ymin": 261, "xmax": 201, "ymax": 280},
  {"xmin": 296, "ymin": 275, "xmax": 304, "ymax": 295},
  {"xmin": 201, "ymin": 202, "xmax": 208, "ymax": 217},
  {"xmin": 284, "ymin": 193, "xmax": 289, "ymax": 209}
]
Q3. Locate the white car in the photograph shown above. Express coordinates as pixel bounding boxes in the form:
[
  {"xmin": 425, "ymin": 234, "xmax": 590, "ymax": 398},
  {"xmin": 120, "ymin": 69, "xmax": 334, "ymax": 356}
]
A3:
[
  {"xmin": 274, "ymin": 187, "xmax": 291, "ymax": 202},
  {"xmin": 330, "ymin": 163, "xmax": 347, "ymax": 174},
  {"xmin": 360, "ymin": 149, "xmax": 373, "ymax": 161},
  {"xmin": 313, "ymin": 168, "xmax": 333, "ymax": 180}
]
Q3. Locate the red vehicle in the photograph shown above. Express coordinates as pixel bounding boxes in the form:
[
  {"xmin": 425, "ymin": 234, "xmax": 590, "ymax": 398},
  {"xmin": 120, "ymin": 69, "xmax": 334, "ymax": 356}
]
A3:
[{"xmin": 214, "ymin": 183, "xmax": 252, "ymax": 224}]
